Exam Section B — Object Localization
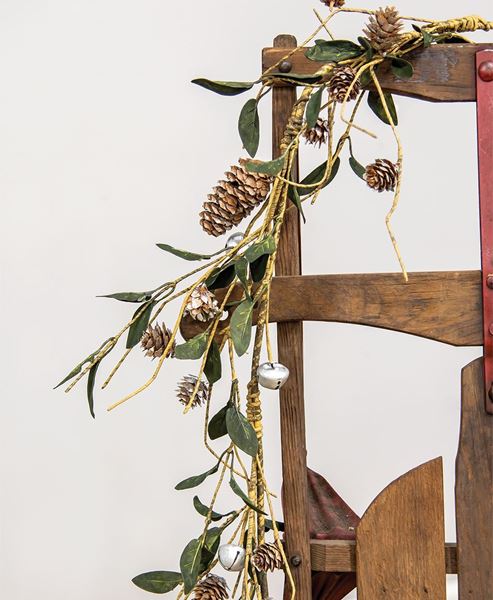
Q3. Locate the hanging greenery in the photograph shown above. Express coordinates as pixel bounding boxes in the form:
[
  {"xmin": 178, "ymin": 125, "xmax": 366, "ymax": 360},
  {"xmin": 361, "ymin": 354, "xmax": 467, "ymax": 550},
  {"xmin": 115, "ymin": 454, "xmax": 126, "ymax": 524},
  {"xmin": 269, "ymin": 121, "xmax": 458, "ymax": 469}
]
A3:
[{"xmin": 57, "ymin": 3, "xmax": 492, "ymax": 599}]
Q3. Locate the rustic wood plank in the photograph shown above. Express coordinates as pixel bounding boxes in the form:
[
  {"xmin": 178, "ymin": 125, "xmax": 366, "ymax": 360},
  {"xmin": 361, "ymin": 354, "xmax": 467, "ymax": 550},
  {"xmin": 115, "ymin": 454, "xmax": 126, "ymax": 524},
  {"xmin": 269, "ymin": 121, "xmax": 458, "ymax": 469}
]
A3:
[
  {"xmin": 310, "ymin": 540, "xmax": 457, "ymax": 575},
  {"xmin": 456, "ymin": 358, "xmax": 493, "ymax": 598},
  {"xmin": 272, "ymin": 34, "xmax": 312, "ymax": 600},
  {"xmin": 262, "ymin": 44, "xmax": 493, "ymax": 102},
  {"xmin": 181, "ymin": 270, "xmax": 482, "ymax": 346},
  {"xmin": 356, "ymin": 458, "xmax": 447, "ymax": 599}
]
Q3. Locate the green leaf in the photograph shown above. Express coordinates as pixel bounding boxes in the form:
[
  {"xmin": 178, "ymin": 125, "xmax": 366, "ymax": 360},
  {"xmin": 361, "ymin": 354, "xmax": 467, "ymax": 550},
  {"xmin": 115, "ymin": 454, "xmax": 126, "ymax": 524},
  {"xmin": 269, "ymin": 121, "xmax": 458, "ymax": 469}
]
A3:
[
  {"xmin": 287, "ymin": 186, "xmax": 306, "ymax": 223},
  {"xmin": 390, "ymin": 57, "xmax": 413, "ymax": 80},
  {"xmin": 250, "ymin": 254, "xmax": 269, "ymax": 283},
  {"xmin": 244, "ymin": 154, "xmax": 286, "ymax": 176},
  {"xmin": 230, "ymin": 299, "xmax": 254, "ymax": 356},
  {"xmin": 206, "ymin": 263, "xmax": 236, "ymax": 290},
  {"xmin": 54, "ymin": 338, "xmax": 113, "ymax": 389},
  {"xmin": 226, "ymin": 406, "xmax": 258, "ymax": 457},
  {"xmin": 306, "ymin": 87, "xmax": 324, "ymax": 130},
  {"xmin": 98, "ymin": 291, "xmax": 152, "ymax": 303},
  {"xmin": 298, "ymin": 158, "xmax": 341, "ymax": 196},
  {"xmin": 306, "ymin": 40, "xmax": 363, "ymax": 62},
  {"xmin": 203, "ymin": 527, "xmax": 222, "ymax": 554},
  {"xmin": 245, "ymin": 235, "xmax": 276, "ymax": 263},
  {"xmin": 269, "ymin": 72, "xmax": 323, "ymax": 84},
  {"xmin": 358, "ymin": 36, "xmax": 374, "ymax": 60},
  {"xmin": 367, "ymin": 91, "xmax": 398, "ymax": 126},
  {"xmin": 180, "ymin": 538, "xmax": 202, "ymax": 594},
  {"xmin": 192, "ymin": 79, "xmax": 255, "ymax": 96},
  {"xmin": 132, "ymin": 571, "xmax": 182, "ymax": 594},
  {"xmin": 175, "ymin": 462, "xmax": 220, "ymax": 491},
  {"xmin": 156, "ymin": 243, "xmax": 219, "ymax": 261},
  {"xmin": 349, "ymin": 156, "xmax": 366, "ymax": 180},
  {"xmin": 193, "ymin": 496, "xmax": 229, "ymax": 522},
  {"xmin": 358, "ymin": 68, "xmax": 372, "ymax": 88},
  {"xmin": 204, "ymin": 341, "xmax": 222, "ymax": 385},
  {"xmin": 422, "ymin": 30, "xmax": 434, "ymax": 47},
  {"xmin": 175, "ymin": 331, "xmax": 209, "ymax": 360},
  {"xmin": 87, "ymin": 361, "xmax": 100, "ymax": 419},
  {"xmin": 239, "ymin": 98, "xmax": 260, "ymax": 158},
  {"xmin": 229, "ymin": 475, "xmax": 266, "ymax": 515},
  {"xmin": 435, "ymin": 33, "xmax": 471, "ymax": 44},
  {"xmin": 235, "ymin": 257, "xmax": 250, "ymax": 295},
  {"xmin": 265, "ymin": 519, "xmax": 285, "ymax": 533},
  {"xmin": 126, "ymin": 301, "xmax": 155, "ymax": 349},
  {"xmin": 208, "ymin": 404, "xmax": 229, "ymax": 440}
]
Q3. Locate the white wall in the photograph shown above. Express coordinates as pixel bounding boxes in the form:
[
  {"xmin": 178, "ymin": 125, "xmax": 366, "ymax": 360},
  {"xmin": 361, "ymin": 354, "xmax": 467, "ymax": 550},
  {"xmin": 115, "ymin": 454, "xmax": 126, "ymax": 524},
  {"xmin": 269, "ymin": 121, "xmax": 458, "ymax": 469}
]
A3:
[{"xmin": 1, "ymin": 1, "xmax": 491, "ymax": 598}]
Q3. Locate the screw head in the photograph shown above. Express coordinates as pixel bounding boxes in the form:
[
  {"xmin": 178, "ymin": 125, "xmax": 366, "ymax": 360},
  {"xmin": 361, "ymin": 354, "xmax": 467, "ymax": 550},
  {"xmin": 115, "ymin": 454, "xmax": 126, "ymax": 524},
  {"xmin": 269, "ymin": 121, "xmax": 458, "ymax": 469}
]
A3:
[
  {"xmin": 278, "ymin": 60, "xmax": 293, "ymax": 74},
  {"xmin": 478, "ymin": 60, "xmax": 493, "ymax": 82},
  {"xmin": 290, "ymin": 555, "xmax": 302, "ymax": 567},
  {"xmin": 488, "ymin": 323, "xmax": 493, "ymax": 336},
  {"xmin": 487, "ymin": 274, "xmax": 493, "ymax": 289}
]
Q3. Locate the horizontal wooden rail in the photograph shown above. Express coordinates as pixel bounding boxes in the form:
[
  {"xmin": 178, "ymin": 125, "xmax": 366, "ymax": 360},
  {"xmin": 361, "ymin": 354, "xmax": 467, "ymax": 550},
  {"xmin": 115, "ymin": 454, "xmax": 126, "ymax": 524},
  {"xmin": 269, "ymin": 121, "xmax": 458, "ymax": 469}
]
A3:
[
  {"xmin": 262, "ymin": 44, "xmax": 493, "ymax": 102},
  {"xmin": 180, "ymin": 271, "xmax": 482, "ymax": 346},
  {"xmin": 310, "ymin": 540, "xmax": 458, "ymax": 575}
]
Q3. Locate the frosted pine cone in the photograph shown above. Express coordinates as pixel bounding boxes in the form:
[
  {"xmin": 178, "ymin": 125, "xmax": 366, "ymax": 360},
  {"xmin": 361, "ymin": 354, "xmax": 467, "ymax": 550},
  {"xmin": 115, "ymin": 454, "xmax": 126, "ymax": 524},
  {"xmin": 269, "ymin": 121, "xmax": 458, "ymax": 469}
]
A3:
[
  {"xmin": 140, "ymin": 323, "xmax": 175, "ymax": 359},
  {"xmin": 176, "ymin": 375, "xmax": 209, "ymax": 410},
  {"xmin": 185, "ymin": 284, "xmax": 220, "ymax": 322},
  {"xmin": 328, "ymin": 66, "xmax": 361, "ymax": 103},
  {"xmin": 363, "ymin": 6, "xmax": 404, "ymax": 54},
  {"xmin": 303, "ymin": 118, "xmax": 330, "ymax": 147},
  {"xmin": 193, "ymin": 574, "xmax": 229, "ymax": 599},
  {"xmin": 364, "ymin": 159, "xmax": 399, "ymax": 192},
  {"xmin": 251, "ymin": 543, "xmax": 283, "ymax": 573}
]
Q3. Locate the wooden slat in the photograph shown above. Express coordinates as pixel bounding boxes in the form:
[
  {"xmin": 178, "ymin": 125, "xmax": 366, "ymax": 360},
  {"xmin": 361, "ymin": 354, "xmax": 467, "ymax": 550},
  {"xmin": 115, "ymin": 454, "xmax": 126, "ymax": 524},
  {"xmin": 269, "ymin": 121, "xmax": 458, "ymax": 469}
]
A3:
[
  {"xmin": 356, "ymin": 458, "xmax": 446, "ymax": 600},
  {"xmin": 272, "ymin": 34, "xmax": 312, "ymax": 600},
  {"xmin": 456, "ymin": 358, "xmax": 493, "ymax": 598},
  {"xmin": 181, "ymin": 271, "xmax": 482, "ymax": 347},
  {"xmin": 310, "ymin": 540, "xmax": 458, "ymax": 575},
  {"xmin": 262, "ymin": 44, "xmax": 493, "ymax": 102}
]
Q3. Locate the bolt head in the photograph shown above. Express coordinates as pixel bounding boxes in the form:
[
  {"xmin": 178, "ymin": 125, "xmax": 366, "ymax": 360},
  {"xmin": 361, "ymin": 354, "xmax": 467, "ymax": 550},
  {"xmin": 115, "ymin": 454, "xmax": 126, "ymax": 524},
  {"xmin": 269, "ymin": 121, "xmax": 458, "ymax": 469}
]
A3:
[
  {"xmin": 290, "ymin": 555, "xmax": 302, "ymax": 567},
  {"xmin": 487, "ymin": 274, "xmax": 493, "ymax": 289},
  {"xmin": 478, "ymin": 60, "xmax": 493, "ymax": 82},
  {"xmin": 278, "ymin": 60, "xmax": 293, "ymax": 74}
]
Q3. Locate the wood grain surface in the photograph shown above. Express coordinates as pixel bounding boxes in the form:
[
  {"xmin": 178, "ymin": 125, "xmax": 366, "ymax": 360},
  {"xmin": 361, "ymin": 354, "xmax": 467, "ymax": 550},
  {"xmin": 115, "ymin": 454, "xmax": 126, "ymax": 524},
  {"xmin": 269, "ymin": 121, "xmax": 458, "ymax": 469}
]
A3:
[
  {"xmin": 356, "ymin": 458, "xmax": 446, "ymax": 599},
  {"xmin": 456, "ymin": 358, "xmax": 493, "ymax": 598}
]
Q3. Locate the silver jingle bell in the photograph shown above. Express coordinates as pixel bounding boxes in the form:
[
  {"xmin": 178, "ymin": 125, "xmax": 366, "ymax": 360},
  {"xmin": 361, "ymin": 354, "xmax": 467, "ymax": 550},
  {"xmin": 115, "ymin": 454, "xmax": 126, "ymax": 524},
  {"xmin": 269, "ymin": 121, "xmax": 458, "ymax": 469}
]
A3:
[
  {"xmin": 218, "ymin": 543, "xmax": 246, "ymax": 572},
  {"xmin": 225, "ymin": 232, "xmax": 245, "ymax": 249},
  {"xmin": 257, "ymin": 362, "xmax": 290, "ymax": 390}
]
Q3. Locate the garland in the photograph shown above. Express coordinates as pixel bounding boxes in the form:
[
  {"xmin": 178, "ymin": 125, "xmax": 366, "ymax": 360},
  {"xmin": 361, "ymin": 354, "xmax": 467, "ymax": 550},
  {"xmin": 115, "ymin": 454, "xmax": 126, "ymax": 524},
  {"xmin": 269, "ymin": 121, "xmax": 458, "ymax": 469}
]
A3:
[{"xmin": 57, "ymin": 4, "xmax": 492, "ymax": 599}]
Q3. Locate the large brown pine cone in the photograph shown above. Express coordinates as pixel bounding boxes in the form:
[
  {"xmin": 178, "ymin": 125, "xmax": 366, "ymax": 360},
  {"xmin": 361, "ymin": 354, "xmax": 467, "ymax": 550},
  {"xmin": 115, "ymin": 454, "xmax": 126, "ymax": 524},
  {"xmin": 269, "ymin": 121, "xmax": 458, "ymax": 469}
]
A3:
[
  {"xmin": 200, "ymin": 159, "xmax": 272, "ymax": 237},
  {"xmin": 185, "ymin": 284, "xmax": 220, "ymax": 322},
  {"xmin": 303, "ymin": 118, "xmax": 330, "ymax": 147},
  {"xmin": 251, "ymin": 542, "xmax": 283, "ymax": 573},
  {"xmin": 140, "ymin": 323, "xmax": 175, "ymax": 359},
  {"xmin": 176, "ymin": 375, "xmax": 209, "ymax": 410},
  {"xmin": 363, "ymin": 6, "xmax": 404, "ymax": 53},
  {"xmin": 364, "ymin": 159, "xmax": 399, "ymax": 192},
  {"xmin": 193, "ymin": 574, "xmax": 229, "ymax": 599},
  {"xmin": 328, "ymin": 66, "xmax": 361, "ymax": 103}
]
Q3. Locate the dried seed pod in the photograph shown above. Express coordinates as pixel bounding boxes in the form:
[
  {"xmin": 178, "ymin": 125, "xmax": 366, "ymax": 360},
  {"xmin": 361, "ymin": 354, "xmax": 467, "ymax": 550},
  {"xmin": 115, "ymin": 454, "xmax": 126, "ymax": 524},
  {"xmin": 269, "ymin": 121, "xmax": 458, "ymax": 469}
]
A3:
[{"xmin": 364, "ymin": 158, "xmax": 399, "ymax": 192}]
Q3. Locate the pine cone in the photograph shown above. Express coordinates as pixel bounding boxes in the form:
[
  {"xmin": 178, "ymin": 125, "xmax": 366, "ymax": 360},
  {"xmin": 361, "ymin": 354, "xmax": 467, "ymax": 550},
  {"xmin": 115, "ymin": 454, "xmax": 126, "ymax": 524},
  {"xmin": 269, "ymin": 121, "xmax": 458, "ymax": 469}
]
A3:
[
  {"xmin": 140, "ymin": 323, "xmax": 175, "ymax": 359},
  {"xmin": 364, "ymin": 159, "xmax": 399, "ymax": 192},
  {"xmin": 185, "ymin": 284, "xmax": 220, "ymax": 322},
  {"xmin": 363, "ymin": 6, "xmax": 403, "ymax": 54},
  {"xmin": 193, "ymin": 574, "xmax": 229, "ymax": 600},
  {"xmin": 251, "ymin": 543, "xmax": 283, "ymax": 573},
  {"xmin": 320, "ymin": 0, "xmax": 345, "ymax": 7},
  {"xmin": 200, "ymin": 159, "xmax": 272, "ymax": 237},
  {"xmin": 176, "ymin": 375, "xmax": 209, "ymax": 409},
  {"xmin": 328, "ymin": 66, "xmax": 361, "ymax": 103},
  {"xmin": 303, "ymin": 118, "xmax": 330, "ymax": 147}
]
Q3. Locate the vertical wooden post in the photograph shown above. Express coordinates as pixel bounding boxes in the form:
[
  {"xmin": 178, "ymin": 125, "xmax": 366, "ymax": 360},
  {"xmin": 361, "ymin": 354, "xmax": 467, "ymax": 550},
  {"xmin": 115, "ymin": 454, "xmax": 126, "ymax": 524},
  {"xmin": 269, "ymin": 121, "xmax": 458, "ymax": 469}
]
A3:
[{"xmin": 272, "ymin": 34, "xmax": 312, "ymax": 599}]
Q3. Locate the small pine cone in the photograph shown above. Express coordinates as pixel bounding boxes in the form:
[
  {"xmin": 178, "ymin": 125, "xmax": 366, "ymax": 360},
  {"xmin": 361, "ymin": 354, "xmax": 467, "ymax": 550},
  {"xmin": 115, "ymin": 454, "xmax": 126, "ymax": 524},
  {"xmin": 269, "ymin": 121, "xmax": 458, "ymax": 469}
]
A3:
[
  {"xmin": 176, "ymin": 375, "xmax": 209, "ymax": 410},
  {"xmin": 140, "ymin": 323, "xmax": 175, "ymax": 359},
  {"xmin": 185, "ymin": 284, "xmax": 220, "ymax": 322},
  {"xmin": 193, "ymin": 574, "xmax": 229, "ymax": 600},
  {"xmin": 251, "ymin": 543, "xmax": 283, "ymax": 573},
  {"xmin": 320, "ymin": 0, "xmax": 345, "ymax": 7},
  {"xmin": 363, "ymin": 6, "xmax": 404, "ymax": 54},
  {"xmin": 200, "ymin": 159, "xmax": 272, "ymax": 237},
  {"xmin": 364, "ymin": 159, "xmax": 399, "ymax": 192},
  {"xmin": 328, "ymin": 66, "xmax": 361, "ymax": 103},
  {"xmin": 303, "ymin": 118, "xmax": 330, "ymax": 147}
]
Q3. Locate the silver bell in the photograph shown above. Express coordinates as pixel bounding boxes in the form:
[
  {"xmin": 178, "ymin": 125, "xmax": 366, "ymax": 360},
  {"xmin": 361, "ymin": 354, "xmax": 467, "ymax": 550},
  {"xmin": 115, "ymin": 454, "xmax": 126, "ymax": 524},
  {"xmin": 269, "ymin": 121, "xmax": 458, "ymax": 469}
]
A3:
[
  {"xmin": 225, "ymin": 232, "xmax": 245, "ymax": 249},
  {"xmin": 218, "ymin": 543, "xmax": 246, "ymax": 572},
  {"xmin": 257, "ymin": 362, "xmax": 290, "ymax": 390}
]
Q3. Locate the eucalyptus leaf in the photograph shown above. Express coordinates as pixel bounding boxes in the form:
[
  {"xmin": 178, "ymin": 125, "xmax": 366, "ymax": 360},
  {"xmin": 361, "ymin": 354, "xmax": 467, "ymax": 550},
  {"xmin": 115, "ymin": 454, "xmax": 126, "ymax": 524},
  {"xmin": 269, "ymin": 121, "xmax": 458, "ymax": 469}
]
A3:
[
  {"xmin": 422, "ymin": 30, "xmax": 434, "ymax": 48},
  {"xmin": 226, "ymin": 406, "xmax": 258, "ymax": 457},
  {"xmin": 193, "ymin": 496, "xmax": 230, "ymax": 522},
  {"xmin": 132, "ymin": 571, "xmax": 183, "ymax": 594},
  {"xmin": 192, "ymin": 79, "xmax": 255, "ymax": 96},
  {"xmin": 287, "ymin": 186, "xmax": 306, "ymax": 223},
  {"xmin": 180, "ymin": 538, "xmax": 202, "ymax": 594},
  {"xmin": 98, "ymin": 291, "xmax": 152, "ymax": 303},
  {"xmin": 250, "ymin": 254, "xmax": 269, "ymax": 283},
  {"xmin": 235, "ymin": 257, "xmax": 250, "ymax": 296},
  {"xmin": 229, "ymin": 475, "xmax": 266, "ymax": 515},
  {"xmin": 358, "ymin": 36, "xmax": 374, "ymax": 60},
  {"xmin": 268, "ymin": 72, "xmax": 323, "ymax": 84},
  {"xmin": 265, "ymin": 519, "xmax": 285, "ymax": 533},
  {"xmin": 203, "ymin": 527, "xmax": 222, "ymax": 553},
  {"xmin": 367, "ymin": 91, "xmax": 398, "ymax": 126},
  {"xmin": 204, "ymin": 341, "xmax": 222, "ymax": 385},
  {"xmin": 208, "ymin": 404, "xmax": 229, "ymax": 440},
  {"xmin": 230, "ymin": 299, "xmax": 254, "ymax": 356},
  {"xmin": 55, "ymin": 341, "xmax": 108, "ymax": 389},
  {"xmin": 390, "ymin": 57, "xmax": 413, "ymax": 80},
  {"xmin": 156, "ymin": 243, "xmax": 219, "ymax": 261},
  {"xmin": 358, "ymin": 68, "xmax": 372, "ymax": 88},
  {"xmin": 306, "ymin": 40, "xmax": 363, "ymax": 62},
  {"xmin": 238, "ymin": 98, "xmax": 260, "ymax": 158},
  {"xmin": 244, "ymin": 154, "xmax": 286, "ymax": 176},
  {"xmin": 175, "ymin": 331, "xmax": 209, "ymax": 361},
  {"xmin": 126, "ymin": 301, "xmax": 155, "ymax": 349},
  {"xmin": 245, "ymin": 235, "xmax": 276, "ymax": 263},
  {"xmin": 298, "ymin": 157, "xmax": 341, "ymax": 196},
  {"xmin": 206, "ymin": 263, "xmax": 236, "ymax": 290},
  {"xmin": 305, "ymin": 87, "xmax": 324, "ymax": 130},
  {"xmin": 87, "ymin": 361, "xmax": 100, "ymax": 419},
  {"xmin": 175, "ymin": 462, "xmax": 220, "ymax": 491},
  {"xmin": 349, "ymin": 156, "xmax": 366, "ymax": 180}
]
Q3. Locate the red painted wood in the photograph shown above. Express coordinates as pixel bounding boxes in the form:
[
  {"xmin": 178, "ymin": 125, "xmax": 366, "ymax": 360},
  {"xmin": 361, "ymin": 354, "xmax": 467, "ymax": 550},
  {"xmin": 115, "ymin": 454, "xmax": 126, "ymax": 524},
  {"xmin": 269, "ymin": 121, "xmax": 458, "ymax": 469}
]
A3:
[{"xmin": 476, "ymin": 49, "xmax": 493, "ymax": 414}]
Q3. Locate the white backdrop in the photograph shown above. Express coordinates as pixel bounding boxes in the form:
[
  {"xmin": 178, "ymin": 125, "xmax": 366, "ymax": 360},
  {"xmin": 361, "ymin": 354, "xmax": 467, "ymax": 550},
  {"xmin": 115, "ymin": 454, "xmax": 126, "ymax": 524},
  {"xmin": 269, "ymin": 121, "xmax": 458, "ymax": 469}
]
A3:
[{"xmin": 1, "ymin": 1, "xmax": 491, "ymax": 598}]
